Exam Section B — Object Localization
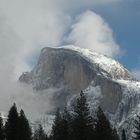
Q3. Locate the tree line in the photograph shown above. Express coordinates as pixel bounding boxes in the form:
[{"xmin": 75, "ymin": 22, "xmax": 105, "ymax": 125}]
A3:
[
  {"xmin": 0, "ymin": 91, "xmax": 140, "ymax": 140},
  {"xmin": 0, "ymin": 103, "xmax": 47, "ymax": 140},
  {"xmin": 49, "ymin": 91, "xmax": 126, "ymax": 140}
]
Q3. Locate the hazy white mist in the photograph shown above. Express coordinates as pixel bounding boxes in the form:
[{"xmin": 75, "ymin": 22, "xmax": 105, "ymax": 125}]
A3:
[{"xmin": 0, "ymin": 0, "xmax": 123, "ymax": 121}]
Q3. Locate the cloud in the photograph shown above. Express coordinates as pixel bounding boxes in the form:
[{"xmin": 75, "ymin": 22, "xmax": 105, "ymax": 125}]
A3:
[
  {"xmin": 0, "ymin": 0, "xmax": 71, "ymax": 78},
  {"xmin": 0, "ymin": 0, "xmax": 71, "ymax": 122},
  {"xmin": 67, "ymin": 11, "xmax": 121, "ymax": 57},
  {"xmin": 0, "ymin": 0, "xmax": 122, "ymax": 78},
  {"xmin": 0, "ymin": 0, "xmax": 123, "ymax": 121},
  {"xmin": 0, "ymin": 19, "xmax": 56, "ymax": 119}
]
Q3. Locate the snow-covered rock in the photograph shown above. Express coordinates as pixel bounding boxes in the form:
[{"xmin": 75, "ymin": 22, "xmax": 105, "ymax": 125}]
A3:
[{"xmin": 19, "ymin": 46, "xmax": 139, "ymax": 139}]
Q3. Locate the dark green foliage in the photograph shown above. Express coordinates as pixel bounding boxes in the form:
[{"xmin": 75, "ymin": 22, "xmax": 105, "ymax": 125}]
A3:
[
  {"xmin": 50, "ymin": 91, "xmax": 94, "ymax": 140},
  {"xmin": 50, "ymin": 91, "xmax": 121, "ymax": 140},
  {"xmin": 60, "ymin": 107, "xmax": 70, "ymax": 140},
  {"xmin": 18, "ymin": 109, "xmax": 32, "ymax": 140},
  {"xmin": 5, "ymin": 103, "xmax": 19, "ymax": 140},
  {"xmin": 133, "ymin": 114, "xmax": 140, "ymax": 140},
  {"xmin": 5, "ymin": 103, "xmax": 32, "ymax": 140},
  {"xmin": 50, "ymin": 108, "xmax": 67, "ymax": 140},
  {"xmin": 50, "ymin": 107, "xmax": 70, "ymax": 140},
  {"xmin": 70, "ymin": 91, "xmax": 94, "ymax": 140},
  {"xmin": 3, "ymin": 95, "xmax": 122, "ymax": 140},
  {"xmin": 0, "ymin": 115, "xmax": 5, "ymax": 140},
  {"xmin": 95, "ymin": 107, "xmax": 114, "ymax": 140},
  {"xmin": 33, "ymin": 124, "xmax": 47, "ymax": 140},
  {"xmin": 122, "ymin": 129, "xmax": 127, "ymax": 140}
]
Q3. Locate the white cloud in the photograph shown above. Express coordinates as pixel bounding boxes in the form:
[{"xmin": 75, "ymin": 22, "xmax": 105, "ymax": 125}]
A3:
[
  {"xmin": 67, "ymin": 11, "xmax": 121, "ymax": 57},
  {"xmin": 0, "ymin": 0, "xmax": 123, "ymax": 120},
  {"xmin": 0, "ymin": 0, "xmax": 71, "ymax": 78},
  {"xmin": 0, "ymin": 0, "xmax": 122, "ymax": 78}
]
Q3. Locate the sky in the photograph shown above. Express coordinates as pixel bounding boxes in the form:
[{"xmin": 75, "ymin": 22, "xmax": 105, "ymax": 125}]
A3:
[
  {"xmin": 0, "ymin": 0, "xmax": 139, "ymax": 119},
  {"xmin": 0, "ymin": 0, "xmax": 139, "ymax": 78}
]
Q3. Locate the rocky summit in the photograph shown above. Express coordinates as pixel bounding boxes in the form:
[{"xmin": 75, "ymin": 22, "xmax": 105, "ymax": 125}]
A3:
[{"xmin": 19, "ymin": 45, "xmax": 140, "ymax": 139}]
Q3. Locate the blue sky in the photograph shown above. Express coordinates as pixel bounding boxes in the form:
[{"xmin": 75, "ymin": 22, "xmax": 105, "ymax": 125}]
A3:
[
  {"xmin": 93, "ymin": 0, "xmax": 140, "ymax": 70},
  {"xmin": 62, "ymin": 0, "xmax": 140, "ymax": 72},
  {"xmin": 0, "ymin": 0, "xmax": 139, "ymax": 79}
]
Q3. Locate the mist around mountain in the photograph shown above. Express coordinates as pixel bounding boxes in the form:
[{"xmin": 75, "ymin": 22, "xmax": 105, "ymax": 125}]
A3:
[
  {"xmin": 0, "ymin": 92, "xmax": 126, "ymax": 140},
  {"xmin": 18, "ymin": 46, "xmax": 140, "ymax": 139}
]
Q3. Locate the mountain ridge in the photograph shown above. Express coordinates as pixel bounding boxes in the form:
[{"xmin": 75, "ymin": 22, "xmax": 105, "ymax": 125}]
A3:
[
  {"xmin": 19, "ymin": 46, "xmax": 140, "ymax": 139},
  {"xmin": 40, "ymin": 45, "xmax": 133, "ymax": 80}
]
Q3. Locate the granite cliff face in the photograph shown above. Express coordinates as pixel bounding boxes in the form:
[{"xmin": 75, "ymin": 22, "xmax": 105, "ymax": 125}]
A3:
[
  {"xmin": 19, "ymin": 46, "xmax": 132, "ymax": 113},
  {"xmin": 19, "ymin": 46, "xmax": 140, "ymax": 138}
]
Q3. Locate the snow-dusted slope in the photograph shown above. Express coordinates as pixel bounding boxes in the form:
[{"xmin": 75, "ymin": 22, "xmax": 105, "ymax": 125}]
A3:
[
  {"xmin": 19, "ymin": 46, "xmax": 139, "ymax": 139},
  {"xmin": 43, "ymin": 45, "xmax": 133, "ymax": 80},
  {"xmin": 116, "ymin": 80, "xmax": 140, "ymax": 139},
  {"xmin": 19, "ymin": 46, "xmax": 134, "ymax": 113}
]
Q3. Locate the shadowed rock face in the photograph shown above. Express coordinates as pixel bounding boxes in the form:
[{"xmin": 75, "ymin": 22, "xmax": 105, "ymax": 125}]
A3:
[{"xmin": 19, "ymin": 47, "xmax": 132, "ymax": 113}]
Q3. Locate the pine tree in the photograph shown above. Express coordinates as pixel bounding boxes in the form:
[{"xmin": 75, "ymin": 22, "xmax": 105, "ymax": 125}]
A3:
[
  {"xmin": 70, "ymin": 91, "xmax": 94, "ymax": 140},
  {"xmin": 50, "ymin": 107, "xmax": 71, "ymax": 140},
  {"xmin": 60, "ymin": 107, "xmax": 70, "ymax": 140},
  {"xmin": 5, "ymin": 103, "xmax": 19, "ymax": 140},
  {"xmin": 0, "ymin": 115, "xmax": 5, "ymax": 140},
  {"xmin": 122, "ymin": 129, "xmax": 127, "ymax": 140},
  {"xmin": 133, "ymin": 114, "xmax": 140, "ymax": 140},
  {"xmin": 33, "ymin": 124, "xmax": 47, "ymax": 140},
  {"xmin": 50, "ymin": 108, "xmax": 65, "ymax": 140},
  {"xmin": 18, "ymin": 109, "xmax": 32, "ymax": 140},
  {"xmin": 95, "ymin": 107, "xmax": 114, "ymax": 140}
]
